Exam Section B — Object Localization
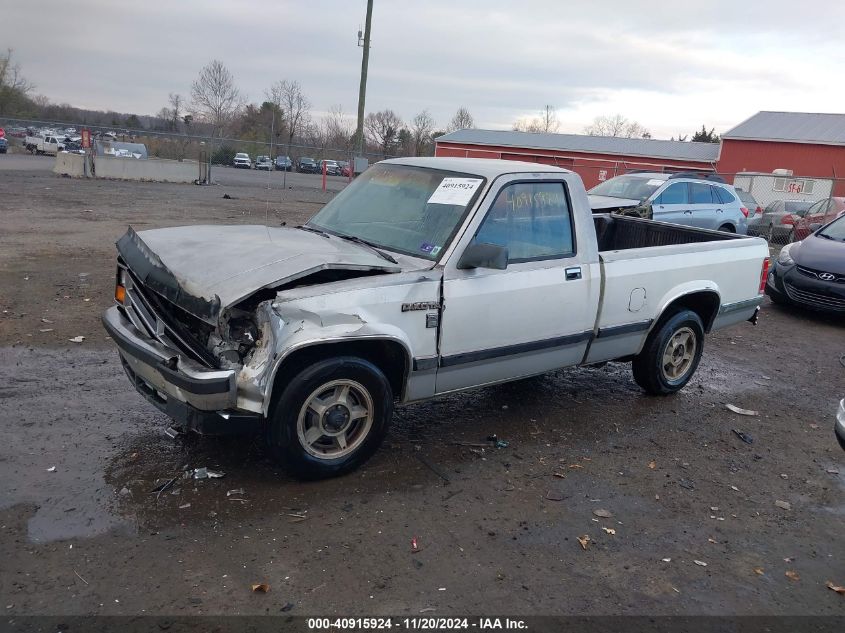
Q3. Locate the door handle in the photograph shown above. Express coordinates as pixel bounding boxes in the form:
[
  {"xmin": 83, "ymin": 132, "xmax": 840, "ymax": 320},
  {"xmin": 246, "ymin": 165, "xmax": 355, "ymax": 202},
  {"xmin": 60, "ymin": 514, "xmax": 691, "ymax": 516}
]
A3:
[
  {"xmin": 565, "ymin": 267, "xmax": 582, "ymax": 281},
  {"xmin": 683, "ymin": 210, "xmax": 693, "ymax": 215},
  {"xmin": 717, "ymin": 208, "xmax": 724, "ymax": 213}
]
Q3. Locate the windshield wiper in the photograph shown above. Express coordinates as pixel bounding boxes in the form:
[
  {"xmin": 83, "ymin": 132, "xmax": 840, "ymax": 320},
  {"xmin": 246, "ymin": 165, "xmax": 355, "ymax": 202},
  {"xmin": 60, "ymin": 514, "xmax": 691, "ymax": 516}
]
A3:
[
  {"xmin": 816, "ymin": 232, "xmax": 840, "ymax": 241},
  {"xmin": 296, "ymin": 224, "xmax": 330, "ymax": 238},
  {"xmin": 336, "ymin": 234, "xmax": 398, "ymax": 264}
]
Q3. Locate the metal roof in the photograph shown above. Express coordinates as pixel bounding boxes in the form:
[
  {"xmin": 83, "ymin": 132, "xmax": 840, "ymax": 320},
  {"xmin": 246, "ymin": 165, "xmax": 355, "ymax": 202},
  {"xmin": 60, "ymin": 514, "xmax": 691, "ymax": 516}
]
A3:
[
  {"xmin": 722, "ymin": 111, "xmax": 845, "ymax": 146},
  {"xmin": 435, "ymin": 129, "xmax": 720, "ymax": 163}
]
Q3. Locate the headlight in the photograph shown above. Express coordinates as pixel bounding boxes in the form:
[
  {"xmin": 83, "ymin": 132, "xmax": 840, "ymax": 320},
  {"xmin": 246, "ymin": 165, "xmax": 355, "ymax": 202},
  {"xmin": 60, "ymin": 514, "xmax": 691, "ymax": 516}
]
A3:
[{"xmin": 777, "ymin": 244, "xmax": 796, "ymax": 266}]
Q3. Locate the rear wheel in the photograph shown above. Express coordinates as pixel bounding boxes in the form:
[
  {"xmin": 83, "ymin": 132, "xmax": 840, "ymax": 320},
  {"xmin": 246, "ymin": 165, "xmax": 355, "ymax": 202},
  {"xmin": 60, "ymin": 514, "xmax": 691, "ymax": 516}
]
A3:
[
  {"xmin": 632, "ymin": 309, "xmax": 705, "ymax": 395},
  {"xmin": 718, "ymin": 223, "xmax": 735, "ymax": 233},
  {"xmin": 265, "ymin": 357, "xmax": 393, "ymax": 479}
]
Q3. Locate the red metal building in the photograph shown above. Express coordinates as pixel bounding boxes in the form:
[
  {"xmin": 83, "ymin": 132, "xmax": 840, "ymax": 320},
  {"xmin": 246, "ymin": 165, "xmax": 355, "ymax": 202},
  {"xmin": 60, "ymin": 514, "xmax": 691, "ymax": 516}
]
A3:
[
  {"xmin": 717, "ymin": 111, "xmax": 845, "ymax": 195},
  {"xmin": 434, "ymin": 129, "xmax": 720, "ymax": 190}
]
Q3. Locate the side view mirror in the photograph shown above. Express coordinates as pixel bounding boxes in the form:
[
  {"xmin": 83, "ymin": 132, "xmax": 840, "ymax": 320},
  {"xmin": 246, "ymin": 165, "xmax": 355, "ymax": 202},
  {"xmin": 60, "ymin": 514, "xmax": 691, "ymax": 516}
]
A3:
[
  {"xmin": 457, "ymin": 242, "xmax": 508, "ymax": 270},
  {"xmin": 809, "ymin": 223, "xmax": 822, "ymax": 232}
]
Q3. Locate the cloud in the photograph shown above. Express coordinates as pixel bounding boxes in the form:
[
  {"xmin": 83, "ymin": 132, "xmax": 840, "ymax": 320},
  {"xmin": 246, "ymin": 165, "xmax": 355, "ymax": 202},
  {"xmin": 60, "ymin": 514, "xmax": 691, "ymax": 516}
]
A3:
[{"xmin": 6, "ymin": 0, "xmax": 845, "ymax": 138}]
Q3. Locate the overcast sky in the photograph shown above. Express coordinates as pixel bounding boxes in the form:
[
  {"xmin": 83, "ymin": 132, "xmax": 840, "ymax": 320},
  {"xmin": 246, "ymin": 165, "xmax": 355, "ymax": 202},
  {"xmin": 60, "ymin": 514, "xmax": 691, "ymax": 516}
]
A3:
[{"xmin": 7, "ymin": 0, "xmax": 845, "ymax": 139}]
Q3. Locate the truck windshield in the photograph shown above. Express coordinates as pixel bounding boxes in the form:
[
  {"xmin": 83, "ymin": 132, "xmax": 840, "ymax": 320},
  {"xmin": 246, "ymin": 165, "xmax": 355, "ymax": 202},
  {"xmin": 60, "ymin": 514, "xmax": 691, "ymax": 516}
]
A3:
[
  {"xmin": 308, "ymin": 164, "xmax": 485, "ymax": 260},
  {"xmin": 589, "ymin": 175, "xmax": 664, "ymax": 201}
]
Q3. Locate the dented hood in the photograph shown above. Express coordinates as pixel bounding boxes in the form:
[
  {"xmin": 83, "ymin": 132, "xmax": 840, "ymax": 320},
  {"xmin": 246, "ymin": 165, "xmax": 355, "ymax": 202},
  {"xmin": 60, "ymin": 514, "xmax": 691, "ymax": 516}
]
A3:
[
  {"xmin": 117, "ymin": 225, "xmax": 401, "ymax": 323},
  {"xmin": 587, "ymin": 194, "xmax": 641, "ymax": 211}
]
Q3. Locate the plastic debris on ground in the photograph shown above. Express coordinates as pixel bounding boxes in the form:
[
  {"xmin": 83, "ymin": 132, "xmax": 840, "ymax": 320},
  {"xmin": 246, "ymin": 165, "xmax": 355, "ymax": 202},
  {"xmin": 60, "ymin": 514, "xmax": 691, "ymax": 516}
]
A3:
[
  {"xmin": 192, "ymin": 467, "xmax": 225, "ymax": 479},
  {"xmin": 227, "ymin": 488, "xmax": 245, "ymax": 497},
  {"xmin": 726, "ymin": 404, "xmax": 759, "ymax": 416},
  {"xmin": 577, "ymin": 535, "xmax": 590, "ymax": 550},
  {"xmin": 785, "ymin": 571, "xmax": 800, "ymax": 581},
  {"xmin": 68, "ymin": 336, "xmax": 85, "ymax": 343},
  {"xmin": 732, "ymin": 429, "xmax": 754, "ymax": 444},
  {"xmin": 602, "ymin": 527, "xmax": 616, "ymax": 535},
  {"xmin": 46, "ymin": 466, "xmax": 56, "ymax": 473},
  {"xmin": 411, "ymin": 537, "xmax": 421, "ymax": 553},
  {"xmin": 826, "ymin": 581, "xmax": 845, "ymax": 595},
  {"xmin": 775, "ymin": 500, "xmax": 792, "ymax": 511},
  {"xmin": 251, "ymin": 583, "xmax": 270, "ymax": 593},
  {"xmin": 694, "ymin": 560, "xmax": 708, "ymax": 567},
  {"xmin": 593, "ymin": 509, "xmax": 613, "ymax": 518}
]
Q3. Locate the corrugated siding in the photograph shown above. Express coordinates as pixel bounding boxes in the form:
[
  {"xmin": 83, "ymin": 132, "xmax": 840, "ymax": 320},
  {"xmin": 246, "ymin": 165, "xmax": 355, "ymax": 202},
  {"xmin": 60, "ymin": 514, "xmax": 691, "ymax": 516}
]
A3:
[
  {"xmin": 718, "ymin": 139, "xmax": 845, "ymax": 195},
  {"xmin": 434, "ymin": 141, "xmax": 715, "ymax": 189}
]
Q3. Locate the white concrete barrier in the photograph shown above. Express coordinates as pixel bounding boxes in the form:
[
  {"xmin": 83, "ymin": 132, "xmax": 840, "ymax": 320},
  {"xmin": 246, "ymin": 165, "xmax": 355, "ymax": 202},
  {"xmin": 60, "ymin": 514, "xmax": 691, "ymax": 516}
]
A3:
[
  {"xmin": 94, "ymin": 156, "xmax": 198, "ymax": 183},
  {"xmin": 53, "ymin": 152, "xmax": 86, "ymax": 177}
]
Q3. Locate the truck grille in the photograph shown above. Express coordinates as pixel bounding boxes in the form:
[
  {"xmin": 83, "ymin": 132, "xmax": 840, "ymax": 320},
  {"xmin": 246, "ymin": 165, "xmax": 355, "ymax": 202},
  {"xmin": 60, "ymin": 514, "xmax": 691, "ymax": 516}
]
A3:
[
  {"xmin": 784, "ymin": 282, "xmax": 845, "ymax": 311},
  {"xmin": 124, "ymin": 269, "xmax": 217, "ymax": 366}
]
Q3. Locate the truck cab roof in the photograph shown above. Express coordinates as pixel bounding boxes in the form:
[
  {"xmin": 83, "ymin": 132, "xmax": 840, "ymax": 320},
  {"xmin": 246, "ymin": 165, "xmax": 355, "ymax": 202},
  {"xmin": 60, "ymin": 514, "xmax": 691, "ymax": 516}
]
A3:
[{"xmin": 382, "ymin": 157, "xmax": 570, "ymax": 179}]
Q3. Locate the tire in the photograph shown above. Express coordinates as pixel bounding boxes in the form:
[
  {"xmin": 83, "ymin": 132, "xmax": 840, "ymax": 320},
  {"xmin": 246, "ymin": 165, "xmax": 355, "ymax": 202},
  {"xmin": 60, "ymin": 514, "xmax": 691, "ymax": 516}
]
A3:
[
  {"xmin": 632, "ymin": 309, "xmax": 705, "ymax": 395},
  {"xmin": 265, "ymin": 356, "xmax": 393, "ymax": 479},
  {"xmin": 718, "ymin": 224, "xmax": 735, "ymax": 233}
]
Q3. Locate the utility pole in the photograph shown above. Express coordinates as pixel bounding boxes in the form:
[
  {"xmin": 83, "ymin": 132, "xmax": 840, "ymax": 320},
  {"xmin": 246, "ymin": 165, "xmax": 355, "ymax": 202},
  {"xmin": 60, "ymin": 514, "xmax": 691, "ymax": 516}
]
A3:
[{"xmin": 354, "ymin": 0, "xmax": 373, "ymax": 161}]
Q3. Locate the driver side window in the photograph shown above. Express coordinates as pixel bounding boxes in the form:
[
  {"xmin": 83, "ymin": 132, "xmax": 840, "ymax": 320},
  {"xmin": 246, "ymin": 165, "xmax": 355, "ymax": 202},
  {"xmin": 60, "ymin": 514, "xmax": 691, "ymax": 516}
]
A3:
[{"xmin": 474, "ymin": 182, "xmax": 574, "ymax": 263}]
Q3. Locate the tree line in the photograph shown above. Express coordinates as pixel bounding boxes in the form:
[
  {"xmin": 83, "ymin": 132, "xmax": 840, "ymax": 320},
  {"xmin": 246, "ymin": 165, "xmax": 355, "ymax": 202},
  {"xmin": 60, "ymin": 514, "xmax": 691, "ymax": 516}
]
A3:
[{"xmin": 1, "ymin": 50, "xmax": 721, "ymax": 161}]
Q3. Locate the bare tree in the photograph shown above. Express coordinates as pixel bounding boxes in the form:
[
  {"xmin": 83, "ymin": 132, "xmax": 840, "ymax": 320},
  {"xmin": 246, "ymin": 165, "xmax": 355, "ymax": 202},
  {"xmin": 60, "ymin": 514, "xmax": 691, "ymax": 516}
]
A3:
[
  {"xmin": 268, "ymin": 79, "xmax": 311, "ymax": 150},
  {"xmin": 323, "ymin": 104, "xmax": 354, "ymax": 152},
  {"xmin": 190, "ymin": 60, "xmax": 242, "ymax": 137},
  {"xmin": 411, "ymin": 109, "xmax": 435, "ymax": 156},
  {"xmin": 0, "ymin": 48, "xmax": 34, "ymax": 94},
  {"xmin": 584, "ymin": 114, "xmax": 650, "ymax": 139},
  {"xmin": 513, "ymin": 105, "xmax": 560, "ymax": 133},
  {"xmin": 365, "ymin": 109, "xmax": 403, "ymax": 157},
  {"xmin": 447, "ymin": 106, "xmax": 474, "ymax": 132},
  {"xmin": 168, "ymin": 93, "xmax": 184, "ymax": 131}
]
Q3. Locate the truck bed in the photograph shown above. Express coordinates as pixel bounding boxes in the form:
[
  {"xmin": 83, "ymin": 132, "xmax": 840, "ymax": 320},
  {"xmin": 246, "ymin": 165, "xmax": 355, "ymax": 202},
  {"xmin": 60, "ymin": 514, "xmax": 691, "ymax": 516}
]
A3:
[{"xmin": 593, "ymin": 214, "xmax": 740, "ymax": 251}]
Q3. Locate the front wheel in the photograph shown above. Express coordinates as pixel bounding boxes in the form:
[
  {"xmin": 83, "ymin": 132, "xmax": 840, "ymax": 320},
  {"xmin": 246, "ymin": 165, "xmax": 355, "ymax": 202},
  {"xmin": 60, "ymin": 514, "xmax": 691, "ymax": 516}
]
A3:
[
  {"xmin": 265, "ymin": 357, "xmax": 393, "ymax": 479},
  {"xmin": 632, "ymin": 309, "xmax": 705, "ymax": 395}
]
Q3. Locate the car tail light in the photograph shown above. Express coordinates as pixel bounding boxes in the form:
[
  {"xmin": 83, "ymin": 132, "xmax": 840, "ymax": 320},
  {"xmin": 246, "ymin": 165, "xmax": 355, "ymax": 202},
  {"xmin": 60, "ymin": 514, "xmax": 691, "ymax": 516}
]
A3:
[
  {"xmin": 740, "ymin": 207, "xmax": 749, "ymax": 218},
  {"xmin": 759, "ymin": 258, "xmax": 770, "ymax": 294},
  {"xmin": 781, "ymin": 214, "xmax": 794, "ymax": 225}
]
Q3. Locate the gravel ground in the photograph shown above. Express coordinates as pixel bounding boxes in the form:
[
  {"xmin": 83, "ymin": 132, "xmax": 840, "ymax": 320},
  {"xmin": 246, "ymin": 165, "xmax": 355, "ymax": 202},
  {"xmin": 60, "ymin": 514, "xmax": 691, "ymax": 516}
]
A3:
[{"xmin": 1, "ymin": 154, "xmax": 844, "ymax": 618}]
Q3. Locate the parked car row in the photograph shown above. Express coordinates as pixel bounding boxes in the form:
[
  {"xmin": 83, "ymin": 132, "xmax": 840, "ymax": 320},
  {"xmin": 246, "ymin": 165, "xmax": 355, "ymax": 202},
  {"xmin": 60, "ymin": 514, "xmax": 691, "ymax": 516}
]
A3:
[{"xmin": 226, "ymin": 153, "xmax": 351, "ymax": 173}]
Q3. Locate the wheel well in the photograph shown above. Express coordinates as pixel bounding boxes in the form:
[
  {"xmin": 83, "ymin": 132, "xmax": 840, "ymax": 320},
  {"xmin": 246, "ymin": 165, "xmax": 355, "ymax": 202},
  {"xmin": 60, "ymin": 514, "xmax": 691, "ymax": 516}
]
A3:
[
  {"xmin": 269, "ymin": 339, "xmax": 410, "ymax": 406},
  {"xmin": 660, "ymin": 291, "xmax": 721, "ymax": 332},
  {"xmin": 718, "ymin": 223, "xmax": 736, "ymax": 233}
]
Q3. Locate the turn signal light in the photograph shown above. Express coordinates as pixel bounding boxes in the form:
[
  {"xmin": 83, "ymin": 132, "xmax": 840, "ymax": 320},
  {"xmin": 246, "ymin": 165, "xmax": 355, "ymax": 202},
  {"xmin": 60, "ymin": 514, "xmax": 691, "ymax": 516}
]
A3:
[{"xmin": 115, "ymin": 284, "xmax": 126, "ymax": 304}]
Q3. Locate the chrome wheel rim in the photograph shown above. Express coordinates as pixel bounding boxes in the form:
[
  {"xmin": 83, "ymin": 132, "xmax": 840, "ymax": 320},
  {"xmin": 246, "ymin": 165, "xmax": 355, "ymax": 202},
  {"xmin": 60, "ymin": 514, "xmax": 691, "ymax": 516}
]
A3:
[
  {"xmin": 296, "ymin": 379, "xmax": 374, "ymax": 460},
  {"xmin": 661, "ymin": 327, "xmax": 697, "ymax": 382}
]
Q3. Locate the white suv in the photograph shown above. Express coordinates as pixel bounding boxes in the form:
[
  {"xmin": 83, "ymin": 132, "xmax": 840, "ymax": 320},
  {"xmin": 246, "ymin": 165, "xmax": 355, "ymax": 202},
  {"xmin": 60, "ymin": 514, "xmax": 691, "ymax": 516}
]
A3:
[
  {"xmin": 588, "ymin": 172, "xmax": 749, "ymax": 234},
  {"xmin": 233, "ymin": 153, "xmax": 252, "ymax": 169}
]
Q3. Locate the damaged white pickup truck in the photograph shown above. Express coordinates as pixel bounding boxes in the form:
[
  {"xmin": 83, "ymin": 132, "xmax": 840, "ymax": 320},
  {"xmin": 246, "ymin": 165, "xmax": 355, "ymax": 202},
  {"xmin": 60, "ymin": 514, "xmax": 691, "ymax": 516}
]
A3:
[{"xmin": 103, "ymin": 157, "xmax": 770, "ymax": 478}]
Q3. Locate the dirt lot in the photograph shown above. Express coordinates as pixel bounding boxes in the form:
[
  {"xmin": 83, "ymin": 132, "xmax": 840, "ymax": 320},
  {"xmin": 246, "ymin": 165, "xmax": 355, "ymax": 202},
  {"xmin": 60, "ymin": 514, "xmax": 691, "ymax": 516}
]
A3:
[{"xmin": 1, "ymin": 154, "xmax": 844, "ymax": 618}]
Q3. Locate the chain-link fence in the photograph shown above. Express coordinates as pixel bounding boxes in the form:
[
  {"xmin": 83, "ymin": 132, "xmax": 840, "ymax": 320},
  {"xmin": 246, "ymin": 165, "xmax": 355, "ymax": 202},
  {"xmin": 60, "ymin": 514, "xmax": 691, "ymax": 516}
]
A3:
[{"xmin": 0, "ymin": 115, "xmax": 398, "ymax": 169}]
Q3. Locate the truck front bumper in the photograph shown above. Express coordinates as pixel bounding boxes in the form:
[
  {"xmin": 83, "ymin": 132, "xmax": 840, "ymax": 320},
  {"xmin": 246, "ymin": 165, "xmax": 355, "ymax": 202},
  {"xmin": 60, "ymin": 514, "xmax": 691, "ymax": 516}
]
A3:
[{"xmin": 102, "ymin": 306, "xmax": 261, "ymax": 435}]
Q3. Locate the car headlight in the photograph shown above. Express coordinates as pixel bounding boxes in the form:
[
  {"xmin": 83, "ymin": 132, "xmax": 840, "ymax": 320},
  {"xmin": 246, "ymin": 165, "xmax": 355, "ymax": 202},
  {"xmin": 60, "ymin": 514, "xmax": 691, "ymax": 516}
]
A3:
[{"xmin": 777, "ymin": 243, "xmax": 797, "ymax": 266}]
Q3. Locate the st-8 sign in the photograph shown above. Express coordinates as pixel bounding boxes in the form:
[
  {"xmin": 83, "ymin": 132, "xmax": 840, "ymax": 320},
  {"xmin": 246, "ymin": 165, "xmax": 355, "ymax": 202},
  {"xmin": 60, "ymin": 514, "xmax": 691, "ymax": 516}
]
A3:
[{"xmin": 786, "ymin": 180, "xmax": 804, "ymax": 194}]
